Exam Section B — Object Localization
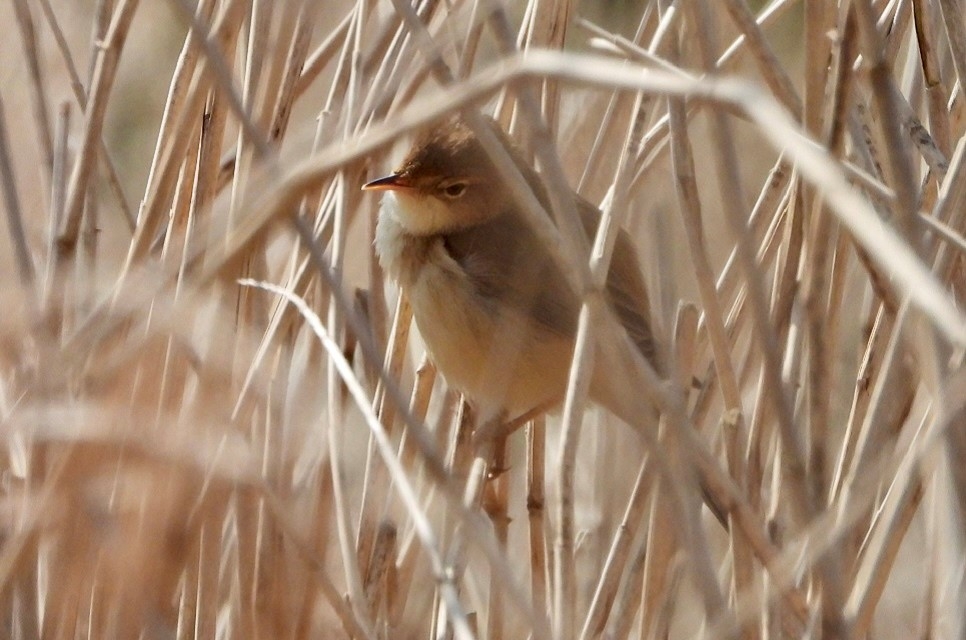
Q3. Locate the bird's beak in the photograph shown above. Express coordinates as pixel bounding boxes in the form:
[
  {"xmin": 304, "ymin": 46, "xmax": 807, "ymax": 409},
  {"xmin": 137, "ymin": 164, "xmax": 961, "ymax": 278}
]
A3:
[{"xmin": 362, "ymin": 173, "xmax": 412, "ymax": 192}]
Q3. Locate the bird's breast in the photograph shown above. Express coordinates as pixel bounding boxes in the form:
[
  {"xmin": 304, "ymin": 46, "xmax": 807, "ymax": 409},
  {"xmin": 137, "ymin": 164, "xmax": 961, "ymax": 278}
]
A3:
[
  {"xmin": 376, "ymin": 206, "xmax": 491, "ymax": 366},
  {"xmin": 374, "ymin": 207, "xmax": 572, "ymax": 419}
]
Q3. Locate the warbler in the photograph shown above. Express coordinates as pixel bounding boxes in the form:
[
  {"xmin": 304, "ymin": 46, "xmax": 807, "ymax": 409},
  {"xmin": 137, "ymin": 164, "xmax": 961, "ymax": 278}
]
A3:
[{"xmin": 364, "ymin": 115, "xmax": 663, "ymax": 434}]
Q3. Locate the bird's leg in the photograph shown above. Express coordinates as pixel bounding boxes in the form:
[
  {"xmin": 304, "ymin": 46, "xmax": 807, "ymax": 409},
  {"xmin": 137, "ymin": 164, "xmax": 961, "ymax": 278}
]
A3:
[
  {"xmin": 461, "ymin": 408, "xmax": 513, "ymax": 515},
  {"xmin": 450, "ymin": 398, "xmax": 478, "ymax": 489},
  {"xmin": 471, "ymin": 398, "xmax": 559, "ymax": 446}
]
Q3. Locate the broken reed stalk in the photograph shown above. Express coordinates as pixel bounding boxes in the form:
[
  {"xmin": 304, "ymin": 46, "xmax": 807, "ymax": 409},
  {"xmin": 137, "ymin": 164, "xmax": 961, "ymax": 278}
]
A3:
[{"xmin": 2, "ymin": 0, "xmax": 966, "ymax": 638}]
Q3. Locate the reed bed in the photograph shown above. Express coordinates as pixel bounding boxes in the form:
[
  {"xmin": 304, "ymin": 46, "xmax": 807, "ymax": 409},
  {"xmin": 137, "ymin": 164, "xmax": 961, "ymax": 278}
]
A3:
[{"xmin": 0, "ymin": 0, "xmax": 964, "ymax": 638}]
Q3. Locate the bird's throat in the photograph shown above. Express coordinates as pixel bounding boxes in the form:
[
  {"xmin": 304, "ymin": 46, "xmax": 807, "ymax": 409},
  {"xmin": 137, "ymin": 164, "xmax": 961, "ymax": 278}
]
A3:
[
  {"xmin": 380, "ymin": 191, "xmax": 454, "ymax": 236},
  {"xmin": 374, "ymin": 201, "xmax": 438, "ymax": 287}
]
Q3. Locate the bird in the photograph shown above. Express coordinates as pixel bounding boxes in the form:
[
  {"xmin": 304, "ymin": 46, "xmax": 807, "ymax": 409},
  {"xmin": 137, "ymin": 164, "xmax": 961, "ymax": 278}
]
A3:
[{"xmin": 363, "ymin": 114, "xmax": 664, "ymax": 437}]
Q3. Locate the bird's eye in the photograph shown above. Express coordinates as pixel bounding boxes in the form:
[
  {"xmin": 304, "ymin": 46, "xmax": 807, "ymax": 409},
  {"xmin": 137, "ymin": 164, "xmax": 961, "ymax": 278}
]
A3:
[{"xmin": 440, "ymin": 182, "xmax": 467, "ymax": 199}]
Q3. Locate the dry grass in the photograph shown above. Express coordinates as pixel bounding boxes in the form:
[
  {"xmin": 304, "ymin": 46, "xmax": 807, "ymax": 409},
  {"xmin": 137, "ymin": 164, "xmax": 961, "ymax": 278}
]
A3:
[{"xmin": 0, "ymin": 0, "xmax": 965, "ymax": 638}]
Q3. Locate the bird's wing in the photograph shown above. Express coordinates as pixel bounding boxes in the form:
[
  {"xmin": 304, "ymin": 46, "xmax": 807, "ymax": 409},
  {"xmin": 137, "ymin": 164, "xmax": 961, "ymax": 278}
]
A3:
[
  {"xmin": 441, "ymin": 191, "xmax": 661, "ymax": 373},
  {"xmin": 575, "ymin": 197, "xmax": 663, "ymax": 374},
  {"xmin": 442, "ymin": 212, "xmax": 579, "ymax": 338}
]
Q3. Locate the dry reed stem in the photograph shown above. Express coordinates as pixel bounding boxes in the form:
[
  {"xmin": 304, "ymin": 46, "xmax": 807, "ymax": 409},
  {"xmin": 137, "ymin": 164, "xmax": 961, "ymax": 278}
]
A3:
[
  {"xmin": 58, "ymin": 0, "xmax": 138, "ymax": 258},
  {"xmin": 482, "ymin": 433, "xmax": 511, "ymax": 640},
  {"xmin": 667, "ymin": 83, "xmax": 742, "ymax": 413},
  {"xmin": 603, "ymin": 523, "xmax": 650, "ymax": 639},
  {"xmin": 42, "ymin": 102, "xmax": 70, "ymax": 306},
  {"xmin": 36, "ymin": 0, "xmax": 134, "ymax": 229},
  {"xmin": 690, "ymin": 2, "xmax": 815, "ymax": 534},
  {"xmin": 718, "ymin": 0, "xmax": 802, "ymax": 117},
  {"xmin": 525, "ymin": 415, "xmax": 549, "ymax": 612},
  {"xmin": 551, "ymin": 92, "xmax": 647, "ymax": 640},
  {"xmin": 0, "ymin": 95, "xmax": 36, "ymax": 296},
  {"xmin": 11, "ymin": 0, "xmax": 54, "ymax": 179},
  {"xmin": 577, "ymin": 455, "xmax": 652, "ymax": 639},
  {"xmin": 356, "ymin": 293, "xmax": 412, "ymax": 579}
]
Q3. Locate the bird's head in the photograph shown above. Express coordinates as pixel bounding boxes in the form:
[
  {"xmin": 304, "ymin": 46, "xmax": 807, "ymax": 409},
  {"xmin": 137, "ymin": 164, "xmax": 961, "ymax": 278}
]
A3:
[{"xmin": 363, "ymin": 116, "xmax": 521, "ymax": 235}]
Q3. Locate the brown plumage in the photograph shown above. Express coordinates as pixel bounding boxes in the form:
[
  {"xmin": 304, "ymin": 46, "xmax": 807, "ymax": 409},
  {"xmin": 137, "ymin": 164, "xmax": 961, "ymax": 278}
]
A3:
[{"xmin": 365, "ymin": 115, "xmax": 662, "ymax": 429}]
